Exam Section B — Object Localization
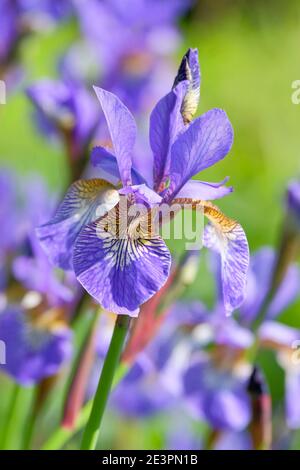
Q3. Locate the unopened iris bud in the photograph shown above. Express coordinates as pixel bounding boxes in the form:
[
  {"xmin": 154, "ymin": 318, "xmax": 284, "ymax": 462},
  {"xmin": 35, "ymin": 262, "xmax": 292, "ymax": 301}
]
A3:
[
  {"xmin": 247, "ymin": 366, "xmax": 272, "ymax": 450},
  {"xmin": 173, "ymin": 48, "xmax": 200, "ymax": 124}
]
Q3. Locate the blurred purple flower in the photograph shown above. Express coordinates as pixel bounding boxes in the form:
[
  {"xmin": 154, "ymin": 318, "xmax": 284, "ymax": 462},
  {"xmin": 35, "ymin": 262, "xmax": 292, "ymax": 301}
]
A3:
[
  {"xmin": 37, "ymin": 49, "xmax": 248, "ymax": 317},
  {"xmin": 0, "ymin": 0, "xmax": 71, "ymax": 68},
  {"xmin": 27, "ymin": 79, "xmax": 99, "ymax": 164},
  {"xmin": 12, "ymin": 177, "xmax": 76, "ymax": 306},
  {"xmin": 0, "ymin": 169, "xmax": 77, "ymax": 306},
  {"xmin": 183, "ymin": 355, "xmax": 251, "ymax": 431},
  {"xmin": 176, "ymin": 246, "xmax": 300, "ymax": 433},
  {"xmin": 60, "ymin": 0, "xmax": 192, "ymax": 170},
  {"xmin": 0, "ymin": 305, "xmax": 72, "ymax": 386},
  {"xmin": 214, "ymin": 431, "xmax": 251, "ymax": 450},
  {"xmin": 110, "ymin": 324, "xmax": 189, "ymax": 417},
  {"xmin": 71, "ymin": 0, "xmax": 190, "ymax": 87}
]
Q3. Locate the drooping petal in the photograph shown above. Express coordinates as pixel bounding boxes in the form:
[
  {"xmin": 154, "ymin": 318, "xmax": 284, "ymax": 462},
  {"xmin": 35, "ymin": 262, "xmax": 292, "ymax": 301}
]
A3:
[
  {"xmin": 36, "ymin": 179, "xmax": 119, "ymax": 270},
  {"xmin": 93, "ymin": 86, "xmax": 137, "ymax": 187},
  {"xmin": 167, "ymin": 109, "xmax": 233, "ymax": 200},
  {"xmin": 91, "ymin": 146, "xmax": 146, "ymax": 186},
  {"xmin": 173, "ymin": 48, "xmax": 201, "ymax": 124},
  {"xmin": 172, "ymin": 199, "xmax": 249, "ymax": 316},
  {"xmin": 73, "ymin": 210, "xmax": 172, "ymax": 317},
  {"xmin": 203, "ymin": 203, "xmax": 249, "ymax": 316},
  {"xmin": 176, "ymin": 178, "xmax": 232, "ymax": 201},
  {"xmin": 149, "ymin": 81, "xmax": 187, "ymax": 190}
]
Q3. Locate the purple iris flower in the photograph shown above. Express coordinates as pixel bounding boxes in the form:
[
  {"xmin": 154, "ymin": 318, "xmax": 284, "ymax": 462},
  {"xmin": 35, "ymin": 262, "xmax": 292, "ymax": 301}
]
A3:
[
  {"xmin": 183, "ymin": 354, "xmax": 251, "ymax": 432},
  {"xmin": 180, "ymin": 246, "xmax": 300, "ymax": 433},
  {"xmin": 73, "ymin": 0, "xmax": 189, "ymax": 72},
  {"xmin": 64, "ymin": 0, "xmax": 191, "ymax": 115},
  {"xmin": 110, "ymin": 322, "xmax": 190, "ymax": 417},
  {"xmin": 0, "ymin": 305, "xmax": 72, "ymax": 386},
  {"xmin": 27, "ymin": 79, "xmax": 99, "ymax": 164},
  {"xmin": 37, "ymin": 49, "xmax": 249, "ymax": 317},
  {"xmin": 0, "ymin": 0, "xmax": 71, "ymax": 66},
  {"xmin": 240, "ymin": 247, "xmax": 300, "ymax": 430}
]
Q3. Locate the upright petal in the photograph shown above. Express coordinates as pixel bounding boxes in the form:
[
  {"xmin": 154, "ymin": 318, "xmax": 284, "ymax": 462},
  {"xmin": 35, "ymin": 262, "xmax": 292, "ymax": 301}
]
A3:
[
  {"xmin": 36, "ymin": 179, "xmax": 119, "ymax": 270},
  {"xmin": 149, "ymin": 81, "xmax": 187, "ymax": 190},
  {"xmin": 91, "ymin": 146, "xmax": 147, "ymax": 186},
  {"xmin": 93, "ymin": 86, "xmax": 137, "ymax": 187},
  {"xmin": 73, "ymin": 209, "xmax": 171, "ymax": 317},
  {"xmin": 167, "ymin": 109, "xmax": 233, "ymax": 200}
]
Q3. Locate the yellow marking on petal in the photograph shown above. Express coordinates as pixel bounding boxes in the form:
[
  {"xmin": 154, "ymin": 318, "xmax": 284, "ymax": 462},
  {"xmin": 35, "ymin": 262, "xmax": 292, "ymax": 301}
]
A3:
[
  {"xmin": 172, "ymin": 198, "xmax": 238, "ymax": 234},
  {"xmin": 75, "ymin": 178, "xmax": 116, "ymax": 199}
]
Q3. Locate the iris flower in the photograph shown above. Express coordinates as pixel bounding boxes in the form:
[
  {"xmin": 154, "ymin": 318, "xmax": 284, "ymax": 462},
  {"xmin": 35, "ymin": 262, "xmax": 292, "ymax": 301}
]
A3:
[
  {"xmin": 177, "ymin": 246, "xmax": 300, "ymax": 432},
  {"xmin": 37, "ymin": 49, "xmax": 249, "ymax": 317},
  {"xmin": 0, "ymin": 304, "xmax": 72, "ymax": 386}
]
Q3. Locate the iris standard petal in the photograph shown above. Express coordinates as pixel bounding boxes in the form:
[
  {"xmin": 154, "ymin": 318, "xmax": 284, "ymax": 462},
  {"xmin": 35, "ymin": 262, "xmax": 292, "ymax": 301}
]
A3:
[
  {"xmin": 91, "ymin": 146, "xmax": 147, "ymax": 186},
  {"xmin": 93, "ymin": 86, "xmax": 137, "ymax": 187},
  {"xmin": 149, "ymin": 81, "xmax": 187, "ymax": 190},
  {"xmin": 73, "ymin": 210, "xmax": 172, "ymax": 317},
  {"xmin": 176, "ymin": 178, "xmax": 233, "ymax": 201},
  {"xmin": 167, "ymin": 108, "xmax": 233, "ymax": 200},
  {"xmin": 36, "ymin": 179, "xmax": 119, "ymax": 270}
]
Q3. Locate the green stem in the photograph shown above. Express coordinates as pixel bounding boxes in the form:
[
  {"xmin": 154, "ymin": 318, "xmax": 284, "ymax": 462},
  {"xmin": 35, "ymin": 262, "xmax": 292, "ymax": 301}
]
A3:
[
  {"xmin": 21, "ymin": 387, "xmax": 39, "ymax": 450},
  {"xmin": 80, "ymin": 315, "xmax": 130, "ymax": 450},
  {"xmin": 1, "ymin": 383, "xmax": 24, "ymax": 450}
]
